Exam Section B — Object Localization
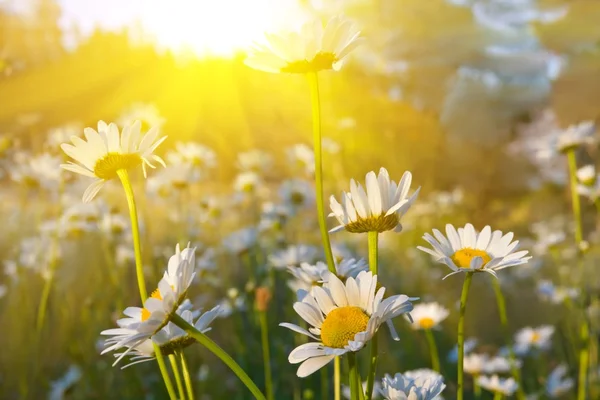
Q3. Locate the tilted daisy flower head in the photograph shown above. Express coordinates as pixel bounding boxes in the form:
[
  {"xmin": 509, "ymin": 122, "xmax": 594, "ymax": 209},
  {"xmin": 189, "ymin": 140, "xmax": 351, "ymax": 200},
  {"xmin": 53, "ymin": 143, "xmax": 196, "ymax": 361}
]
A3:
[
  {"xmin": 417, "ymin": 223, "xmax": 532, "ymax": 279},
  {"xmin": 60, "ymin": 120, "xmax": 166, "ymax": 202},
  {"xmin": 477, "ymin": 375, "xmax": 518, "ymax": 396},
  {"xmin": 244, "ymin": 15, "xmax": 362, "ymax": 74},
  {"xmin": 330, "ymin": 168, "xmax": 420, "ymax": 233},
  {"xmin": 408, "ymin": 302, "xmax": 449, "ymax": 330},
  {"xmin": 378, "ymin": 372, "xmax": 446, "ymax": 400},
  {"xmin": 281, "ymin": 271, "xmax": 417, "ymax": 377},
  {"xmin": 556, "ymin": 121, "xmax": 596, "ymax": 153},
  {"xmin": 514, "ymin": 325, "xmax": 554, "ymax": 355}
]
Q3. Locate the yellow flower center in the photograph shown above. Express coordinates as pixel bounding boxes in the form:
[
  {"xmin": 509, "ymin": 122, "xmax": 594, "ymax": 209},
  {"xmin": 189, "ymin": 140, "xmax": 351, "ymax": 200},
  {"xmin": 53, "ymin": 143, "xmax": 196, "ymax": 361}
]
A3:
[
  {"xmin": 451, "ymin": 248, "xmax": 491, "ymax": 269},
  {"xmin": 93, "ymin": 152, "xmax": 142, "ymax": 180},
  {"xmin": 151, "ymin": 288, "xmax": 163, "ymax": 300},
  {"xmin": 320, "ymin": 306, "xmax": 369, "ymax": 349},
  {"xmin": 281, "ymin": 52, "xmax": 337, "ymax": 73},
  {"xmin": 418, "ymin": 317, "xmax": 436, "ymax": 329},
  {"xmin": 345, "ymin": 213, "xmax": 400, "ymax": 233},
  {"xmin": 531, "ymin": 332, "xmax": 541, "ymax": 343},
  {"xmin": 141, "ymin": 308, "xmax": 151, "ymax": 322}
]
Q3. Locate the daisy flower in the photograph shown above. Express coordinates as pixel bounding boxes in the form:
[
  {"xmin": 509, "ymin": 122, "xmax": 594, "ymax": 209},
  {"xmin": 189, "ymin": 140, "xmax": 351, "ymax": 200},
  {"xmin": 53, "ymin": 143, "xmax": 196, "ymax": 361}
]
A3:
[
  {"xmin": 237, "ymin": 149, "xmax": 273, "ymax": 172},
  {"xmin": 166, "ymin": 141, "xmax": 216, "ymax": 169},
  {"xmin": 378, "ymin": 372, "xmax": 446, "ymax": 400},
  {"xmin": 408, "ymin": 302, "xmax": 449, "ymax": 330},
  {"xmin": 60, "ymin": 120, "xmax": 166, "ymax": 202},
  {"xmin": 281, "ymin": 271, "xmax": 416, "ymax": 377},
  {"xmin": 556, "ymin": 121, "xmax": 596, "ymax": 153},
  {"xmin": 482, "ymin": 356, "xmax": 522, "ymax": 375},
  {"xmin": 286, "ymin": 258, "xmax": 368, "ymax": 294},
  {"xmin": 546, "ymin": 364, "xmax": 574, "ymax": 398},
  {"xmin": 233, "ymin": 171, "xmax": 262, "ymax": 194},
  {"xmin": 403, "ymin": 368, "xmax": 444, "ymax": 383},
  {"xmin": 417, "ymin": 223, "xmax": 532, "ymax": 279},
  {"xmin": 279, "ymin": 179, "xmax": 315, "ymax": 209},
  {"xmin": 244, "ymin": 15, "xmax": 362, "ymax": 74},
  {"xmin": 477, "ymin": 375, "xmax": 518, "ymax": 396},
  {"xmin": 222, "ymin": 227, "xmax": 257, "ymax": 255},
  {"xmin": 463, "ymin": 353, "xmax": 489, "ymax": 376},
  {"xmin": 576, "ymin": 165, "xmax": 596, "ymax": 186},
  {"xmin": 329, "ymin": 168, "xmax": 420, "ymax": 233},
  {"xmin": 514, "ymin": 325, "xmax": 554, "ymax": 355}
]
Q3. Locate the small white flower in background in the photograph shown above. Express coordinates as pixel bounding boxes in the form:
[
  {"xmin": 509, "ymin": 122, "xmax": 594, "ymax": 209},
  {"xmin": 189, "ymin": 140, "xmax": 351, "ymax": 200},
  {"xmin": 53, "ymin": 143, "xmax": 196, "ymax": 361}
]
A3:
[
  {"xmin": 237, "ymin": 149, "xmax": 273, "ymax": 172},
  {"xmin": 342, "ymin": 381, "xmax": 381, "ymax": 399},
  {"xmin": 482, "ymin": 356, "xmax": 522, "ymax": 375},
  {"xmin": 100, "ymin": 212, "xmax": 129, "ymax": 236},
  {"xmin": 286, "ymin": 258, "xmax": 369, "ymax": 294},
  {"xmin": 0, "ymin": 284, "xmax": 7, "ymax": 299},
  {"xmin": 408, "ymin": 302, "xmax": 449, "ymax": 330},
  {"xmin": 418, "ymin": 223, "xmax": 532, "ymax": 279},
  {"xmin": 447, "ymin": 337, "xmax": 478, "ymax": 362},
  {"xmin": 9, "ymin": 152, "xmax": 62, "ymax": 190},
  {"xmin": 48, "ymin": 365, "xmax": 82, "ymax": 400},
  {"xmin": 166, "ymin": 141, "xmax": 216, "ymax": 169},
  {"xmin": 281, "ymin": 271, "xmax": 416, "ymax": 377},
  {"xmin": 514, "ymin": 325, "xmax": 555, "ymax": 355},
  {"xmin": 46, "ymin": 123, "xmax": 82, "ymax": 150},
  {"xmin": 463, "ymin": 353, "xmax": 489, "ymax": 375},
  {"xmin": 244, "ymin": 15, "xmax": 362, "ymax": 74},
  {"xmin": 234, "ymin": 171, "xmax": 262, "ymax": 194},
  {"xmin": 556, "ymin": 121, "xmax": 596, "ymax": 153},
  {"xmin": 287, "ymin": 144, "xmax": 315, "ymax": 176},
  {"xmin": 60, "ymin": 120, "xmax": 167, "ymax": 202},
  {"xmin": 279, "ymin": 179, "xmax": 315, "ymax": 210},
  {"xmin": 118, "ymin": 102, "xmax": 166, "ymax": 129},
  {"xmin": 403, "ymin": 368, "xmax": 444, "ymax": 383},
  {"xmin": 537, "ymin": 280, "xmax": 579, "ymax": 304},
  {"xmin": 330, "ymin": 168, "xmax": 420, "ymax": 233},
  {"xmin": 477, "ymin": 375, "xmax": 518, "ymax": 396},
  {"xmin": 378, "ymin": 371, "xmax": 446, "ymax": 400},
  {"xmin": 546, "ymin": 364, "xmax": 574, "ymax": 398},
  {"xmin": 576, "ymin": 165, "xmax": 596, "ymax": 186},
  {"xmin": 146, "ymin": 163, "xmax": 201, "ymax": 197},
  {"xmin": 222, "ymin": 227, "xmax": 258, "ymax": 255},
  {"xmin": 197, "ymin": 364, "xmax": 210, "ymax": 382},
  {"xmin": 268, "ymin": 244, "xmax": 319, "ymax": 269}
]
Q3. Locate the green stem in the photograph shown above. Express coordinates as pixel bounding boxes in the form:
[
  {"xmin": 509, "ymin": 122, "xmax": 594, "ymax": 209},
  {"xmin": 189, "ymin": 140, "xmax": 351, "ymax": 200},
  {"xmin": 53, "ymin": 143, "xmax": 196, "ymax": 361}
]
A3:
[
  {"xmin": 578, "ymin": 317, "xmax": 590, "ymax": 400},
  {"xmin": 473, "ymin": 379, "xmax": 481, "ymax": 399},
  {"xmin": 307, "ymin": 71, "xmax": 335, "ymax": 274},
  {"xmin": 258, "ymin": 310, "xmax": 274, "ymax": 400},
  {"xmin": 321, "ymin": 365, "xmax": 329, "ymax": 400},
  {"xmin": 567, "ymin": 150, "xmax": 583, "ymax": 246},
  {"xmin": 457, "ymin": 272, "xmax": 474, "ymax": 400},
  {"xmin": 348, "ymin": 353, "xmax": 360, "ymax": 400},
  {"xmin": 493, "ymin": 392, "xmax": 503, "ymax": 400},
  {"xmin": 117, "ymin": 169, "xmax": 176, "ymax": 399},
  {"xmin": 365, "ymin": 231, "xmax": 379, "ymax": 399},
  {"xmin": 334, "ymin": 356, "xmax": 341, "ymax": 400},
  {"xmin": 492, "ymin": 279, "xmax": 525, "ymax": 400},
  {"xmin": 116, "ymin": 169, "xmax": 147, "ymax": 301},
  {"xmin": 169, "ymin": 354, "xmax": 186, "ymax": 400},
  {"xmin": 171, "ymin": 313, "xmax": 266, "ymax": 400},
  {"xmin": 424, "ymin": 329, "xmax": 441, "ymax": 373},
  {"xmin": 179, "ymin": 351, "xmax": 195, "ymax": 400}
]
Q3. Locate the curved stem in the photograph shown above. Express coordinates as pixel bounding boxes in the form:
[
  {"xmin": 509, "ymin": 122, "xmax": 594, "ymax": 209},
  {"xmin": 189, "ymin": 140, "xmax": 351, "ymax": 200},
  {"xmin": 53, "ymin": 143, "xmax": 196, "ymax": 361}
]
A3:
[
  {"xmin": 179, "ymin": 351, "xmax": 195, "ymax": 400},
  {"xmin": 116, "ymin": 169, "xmax": 147, "ymax": 300},
  {"xmin": 365, "ymin": 231, "xmax": 379, "ymax": 399},
  {"xmin": 491, "ymin": 279, "xmax": 524, "ymax": 400},
  {"xmin": 307, "ymin": 71, "xmax": 335, "ymax": 274},
  {"xmin": 457, "ymin": 272, "xmax": 474, "ymax": 400},
  {"xmin": 171, "ymin": 313, "xmax": 266, "ymax": 400},
  {"xmin": 424, "ymin": 329, "xmax": 441, "ymax": 373},
  {"xmin": 117, "ymin": 169, "xmax": 176, "ymax": 399},
  {"xmin": 348, "ymin": 353, "xmax": 359, "ymax": 400},
  {"xmin": 334, "ymin": 356, "xmax": 341, "ymax": 400},
  {"xmin": 169, "ymin": 354, "xmax": 186, "ymax": 400},
  {"xmin": 258, "ymin": 310, "xmax": 274, "ymax": 400}
]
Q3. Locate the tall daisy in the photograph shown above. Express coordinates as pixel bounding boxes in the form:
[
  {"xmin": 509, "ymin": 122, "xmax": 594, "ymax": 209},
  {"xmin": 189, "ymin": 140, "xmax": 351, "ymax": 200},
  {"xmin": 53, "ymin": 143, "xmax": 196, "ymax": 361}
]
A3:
[
  {"xmin": 329, "ymin": 168, "xmax": 420, "ymax": 233},
  {"xmin": 60, "ymin": 120, "xmax": 166, "ymax": 202},
  {"xmin": 244, "ymin": 15, "xmax": 362, "ymax": 74},
  {"xmin": 417, "ymin": 223, "xmax": 532, "ymax": 279},
  {"xmin": 280, "ymin": 271, "xmax": 416, "ymax": 377}
]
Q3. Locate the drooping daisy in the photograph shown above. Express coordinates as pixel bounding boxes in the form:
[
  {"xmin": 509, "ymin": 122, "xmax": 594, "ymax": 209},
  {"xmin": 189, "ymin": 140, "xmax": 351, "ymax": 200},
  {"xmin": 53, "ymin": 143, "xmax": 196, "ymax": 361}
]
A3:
[
  {"xmin": 329, "ymin": 168, "xmax": 420, "ymax": 233},
  {"xmin": 556, "ymin": 121, "xmax": 596, "ymax": 153},
  {"xmin": 244, "ymin": 15, "xmax": 362, "ymax": 74},
  {"xmin": 545, "ymin": 364, "xmax": 574, "ymax": 398},
  {"xmin": 408, "ymin": 302, "xmax": 449, "ymax": 330},
  {"xmin": 60, "ymin": 120, "xmax": 166, "ymax": 202},
  {"xmin": 477, "ymin": 375, "xmax": 518, "ymax": 396},
  {"xmin": 417, "ymin": 223, "xmax": 532, "ymax": 279},
  {"xmin": 514, "ymin": 325, "xmax": 554, "ymax": 355},
  {"xmin": 378, "ymin": 371, "xmax": 446, "ymax": 400},
  {"xmin": 281, "ymin": 271, "xmax": 416, "ymax": 377}
]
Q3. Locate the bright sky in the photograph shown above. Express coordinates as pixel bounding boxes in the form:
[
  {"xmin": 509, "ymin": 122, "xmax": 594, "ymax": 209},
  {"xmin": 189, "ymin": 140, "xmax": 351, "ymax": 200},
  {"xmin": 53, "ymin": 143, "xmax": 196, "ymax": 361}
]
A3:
[{"xmin": 7, "ymin": 0, "xmax": 308, "ymax": 56}]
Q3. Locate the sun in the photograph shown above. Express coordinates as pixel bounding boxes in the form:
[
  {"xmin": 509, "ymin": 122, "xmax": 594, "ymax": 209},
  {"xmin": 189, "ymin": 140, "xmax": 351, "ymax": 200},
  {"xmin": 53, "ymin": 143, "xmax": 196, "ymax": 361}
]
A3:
[{"xmin": 139, "ymin": 0, "xmax": 305, "ymax": 57}]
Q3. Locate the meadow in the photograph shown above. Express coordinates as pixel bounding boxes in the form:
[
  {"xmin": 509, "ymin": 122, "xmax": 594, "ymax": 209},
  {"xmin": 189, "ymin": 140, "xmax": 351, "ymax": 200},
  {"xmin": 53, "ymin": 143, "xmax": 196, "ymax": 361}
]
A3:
[{"xmin": 0, "ymin": 1, "xmax": 600, "ymax": 399}]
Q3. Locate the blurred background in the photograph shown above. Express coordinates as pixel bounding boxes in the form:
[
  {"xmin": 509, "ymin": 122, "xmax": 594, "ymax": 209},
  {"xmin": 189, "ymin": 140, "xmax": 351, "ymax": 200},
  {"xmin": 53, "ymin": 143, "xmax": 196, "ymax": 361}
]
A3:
[{"xmin": 1, "ymin": 0, "xmax": 600, "ymax": 399}]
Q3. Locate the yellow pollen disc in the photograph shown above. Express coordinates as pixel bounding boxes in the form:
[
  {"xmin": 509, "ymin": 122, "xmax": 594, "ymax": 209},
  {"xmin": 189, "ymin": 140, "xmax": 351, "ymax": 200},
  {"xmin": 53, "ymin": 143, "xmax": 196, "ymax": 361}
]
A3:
[
  {"xmin": 418, "ymin": 317, "xmax": 436, "ymax": 329},
  {"xmin": 141, "ymin": 308, "xmax": 151, "ymax": 322},
  {"xmin": 320, "ymin": 306, "xmax": 369, "ymax": 349},
  {"xmin": 151, "ymin": 288, "xmax": 163, "ymax": 300},
  {"xmin": 93, "ymin": 152, "xmax": 142, "ymax": 180},
  {"xmin": 531, "ymin": 332, "xmax": 540, "ymax": 343},
  {"xmin": 451, "ymin": 248, "xmax": 491, "ymax": 269},
  {"xmin": 281, "ymin": 52, "xmax": 337, "ymax": 73}
]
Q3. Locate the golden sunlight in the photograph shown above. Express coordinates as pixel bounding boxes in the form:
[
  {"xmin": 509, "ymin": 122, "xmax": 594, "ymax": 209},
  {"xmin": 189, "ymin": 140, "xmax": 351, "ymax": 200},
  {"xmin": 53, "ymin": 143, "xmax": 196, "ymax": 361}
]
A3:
[{"xmin": 141, "ymin": 0, "xmax": 304, "ymax": 57}]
